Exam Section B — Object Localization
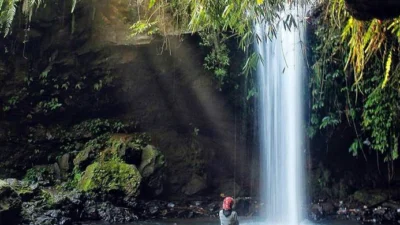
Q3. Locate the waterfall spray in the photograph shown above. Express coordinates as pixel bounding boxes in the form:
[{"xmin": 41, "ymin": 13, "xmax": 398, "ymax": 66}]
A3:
[{"xmin": 256, "ymin": 4, "xmax": 307, "ymax": 225}]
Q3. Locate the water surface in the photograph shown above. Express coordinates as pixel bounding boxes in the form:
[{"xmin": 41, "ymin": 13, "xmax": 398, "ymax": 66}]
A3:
[{"xmin": 84, "ymin": 218, "xmax": 359, "ymax": 225}]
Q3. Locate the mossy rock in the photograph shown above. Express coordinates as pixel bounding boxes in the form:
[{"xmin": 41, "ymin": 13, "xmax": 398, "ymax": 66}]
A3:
[
  {"xmin": 353, "ymin": 190, "xmax": 389, "ymax": 206},
  {"xmin": 138, "ymin": 145, "xmax": 165, "ymax": 178},
  {"xmin": 78, "ymin": 159, "xmax": 142, "ymax": 197},
  {"xmin": 5, "ymin": 179, "xmax": 37, "ymax": 202},
  {"xmin": 74, "ymin": 133, "xmax": 149, "ymax": 170},
  {"xmin": 108, "ymin": 133, "xmax": 149, "ymax": 165},
  {"xmin": 0, "ymin": 180, "xmax": 22, "ymax": 224},
  {"xmin": 138, "ymin": 145, "xmax": 166, "ymax": 196},
  {"xmin": 73, "ymin": 145, "xmax": 99, "ymax": 170}
]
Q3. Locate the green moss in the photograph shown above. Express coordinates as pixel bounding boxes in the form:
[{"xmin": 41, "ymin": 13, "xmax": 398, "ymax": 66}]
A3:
[
  {"xmin": 139, "ymin": 145, "xmax": 165, "ymax": 178},
  {"xmin": 78, "ymin": 157, "xmax": 142, "ymax": 197},
  {"xmin": 63, "ymin": 168, "xmax": 82, "ymax": 191},
  {"xmin": 73, "ymin": 133, "xmax": 150, "ymax": 169},
  {"xmin": 40, "ymin": 189, "xmax": 55, "ymax": 207}
]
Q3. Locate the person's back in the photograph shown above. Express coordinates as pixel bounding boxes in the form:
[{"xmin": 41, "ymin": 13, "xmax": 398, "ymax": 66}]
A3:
[
  {"xmin": 219, "ymin": 197, "xmax": 239, "ymax": 225},
  {"xmin": 219, "ymin": 209, "xmax": 239, "ymax": 225}
]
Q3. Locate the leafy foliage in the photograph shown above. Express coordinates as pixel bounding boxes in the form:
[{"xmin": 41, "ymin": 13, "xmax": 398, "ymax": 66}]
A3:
[
  {"xmin": 131, "ymin": 0, "xmax": 308, "ymax": 88},
  {"xmin": 310, "ymin": 0, "xmax": 400, "ymax": 180},
  {"xmin": 0, "ymin": 0, "xmax": 76, "ymax": 36}
]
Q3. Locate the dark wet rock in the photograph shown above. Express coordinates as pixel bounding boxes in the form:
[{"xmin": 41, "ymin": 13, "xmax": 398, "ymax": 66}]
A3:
[
  {"xmin": 345, "ymin": 0, "xmax": 400, "ymax": 20},
  {"xmin": 82, "ymin": 202, "xmax": 138, "ymax": 223},
  {"xmin": 21, "ymin": 201, "xmax": 40, "ymax": 223},
  {"xmin": 73, "ymin": 147, "xmax": 98, "ymax": 171},
  {"xmin": 81, "ymin": 200, "xmax": 100, "ymax": 221},
  {"xmin": 207, "ymin": 202, "xmax": 219, "ymax": 213},
  {"xmin": 234, "ymin": 198, "xmax": 252, "ymax": 216},
  {"xmin": 310, "ymin": 203, "xmax": 324, "ymax": 221},
  {"xmin": 5, "ymin": 179, "xmax": 38, "ymax": 201},
  {"xmin": 19, "ymin": 188, "xmax": 86, "ymax": 224},
  {"xmin": 309, "ymin": 199, "xmax": 337, "ymax": 221},
  {"xmin": 32, "ymin": 210, "xmax": 72, "ymax": 225},
  {"xmin": 54, "ymin": 163, "xmax": 62, "ymax": 180},
  {"xmin": 0, "ymin": 180, "xmax": 22, "ymax": 224},
  {"xmin": 353, "ymin": 190, "xmax": 389, "ymax": 206},
  {"xmin": 149, "ymin": 205, "xmax": 159, "ymax": 215},
  {"xmin": 320, "ymin": 201, "xmax": 336, "ymax": 215},
  {"xmin": 181, "ymin": 174, "xmax": 207, "ymax": 196},
  {"xmin": 25, "ymin": 165, "xmax": 60, "ymax": 186},
  {"xmin": 215, "ymin": 179, "xmax": 242, "ymax": 197},
  {"xmin": 58, "ymin": 153, "xmax": 72, "ymax": 179},
  {"xmin": 137, "ymin": 200, "xmax": 168, "ymax": 218}
]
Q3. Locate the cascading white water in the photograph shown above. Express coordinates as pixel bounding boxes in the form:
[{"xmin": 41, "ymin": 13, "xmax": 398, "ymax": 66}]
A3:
[{"xmin": 256, "ymin": 5, "xmax": 306, "ymax": 225}]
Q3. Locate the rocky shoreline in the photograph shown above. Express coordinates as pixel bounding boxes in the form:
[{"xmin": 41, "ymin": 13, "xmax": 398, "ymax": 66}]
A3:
[
  {"xmin": 4, "ymin": 174, "xmax": 400, "ymax": 225},
  {"xmin": 0, "ymin": 177, "xmax": 256, "ymax": 225}
]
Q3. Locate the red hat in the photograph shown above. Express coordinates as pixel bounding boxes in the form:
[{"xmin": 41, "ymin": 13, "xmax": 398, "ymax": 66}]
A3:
[{"xmin": 223, "ymin": 197, "xmax": 234, "ymax": 210}]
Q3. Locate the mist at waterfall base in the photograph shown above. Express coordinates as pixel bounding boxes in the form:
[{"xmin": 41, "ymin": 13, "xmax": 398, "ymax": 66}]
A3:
[{"xmin": 256, "ymin": 6, "xmax": 307, "ymax": 225}]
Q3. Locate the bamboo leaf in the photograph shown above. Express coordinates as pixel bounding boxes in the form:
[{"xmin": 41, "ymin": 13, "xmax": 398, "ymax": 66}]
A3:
[
  {"xmin": 381, "ymin": 49, "xmax": 392, "ymax": 89},
  {"xmin": 71, "ymin": 0, "xmax": 76, "ymax": 13},
  {"xmin": 148, "ymin": 0, "xmax": 156, "ymax": 9}
]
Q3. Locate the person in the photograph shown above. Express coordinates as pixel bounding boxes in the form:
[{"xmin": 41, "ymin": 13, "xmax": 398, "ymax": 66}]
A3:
[{"xmin": 219, "ymin": 197, "xmax": 239, "ymax": 225}]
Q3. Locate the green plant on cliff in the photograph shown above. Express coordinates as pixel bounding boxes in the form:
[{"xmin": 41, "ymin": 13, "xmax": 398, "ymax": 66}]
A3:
[
  {"xmin": 0, "ymin": 0, "xmax": 77, "ymax": 36},
  {"xmin": 309, "ymin": 0, "xmax": 400, "ymax": 181},
  {"xmin": 131, "ymin": 0, "xmax": 308, "ymax": 88}
]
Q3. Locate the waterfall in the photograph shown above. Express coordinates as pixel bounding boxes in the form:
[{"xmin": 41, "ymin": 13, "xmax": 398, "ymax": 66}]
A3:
[{"xmin": 256, "ymin": 5, "xmax": 307, "ymax": 225}]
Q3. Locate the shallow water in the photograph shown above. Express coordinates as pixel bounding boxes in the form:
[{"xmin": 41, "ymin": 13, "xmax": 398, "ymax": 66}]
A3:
[{"xmin": 83, "ymin": 218, "xmax": 359, "ymax": 225}]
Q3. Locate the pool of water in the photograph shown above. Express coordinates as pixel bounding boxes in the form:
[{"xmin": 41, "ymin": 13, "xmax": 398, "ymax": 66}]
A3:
[{"xmin": 82, "ymin": 218, "xmax": 359, "ymax": 225}]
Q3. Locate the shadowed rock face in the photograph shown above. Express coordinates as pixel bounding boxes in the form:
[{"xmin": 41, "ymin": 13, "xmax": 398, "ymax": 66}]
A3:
[
  {"xmin": 0, "ymin": 0, "xmax": 253, "ymax": 197},
  {"xmin": 345, "ymin": 0, "xmax": 400, "ymax": 20}
]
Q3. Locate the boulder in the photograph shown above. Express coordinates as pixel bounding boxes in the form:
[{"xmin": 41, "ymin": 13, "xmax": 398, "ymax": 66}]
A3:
[
  {"xmin": 81, "ymin": 201, "xmax": 138, "ymax": 223},
  {"xmin": 0, "ymin": 180, "xmax": 22, "ymax": 224},
  {"xmin": 138, "ymin": 145, "xmax": 166, "ymax": 196},
  {"xmin": 73, "ymin": 133, "xmax": 148, "ymax": 170},
  {"xmin": 353, "ymin": 190, "xmax": 389, "ymax": 206},
  {"xmin": 33, "ymin": 209, "xmax": 72, "ymax": 225},
  {"xmin": 109, "ymin": 134, "xmax": 144, "ymax": 165},
  {"xmin": 78, "ymin": 159, "xmax": 142, "ymax": 198},
  {"xmin": 73, "ymin": 146, "xmax": 98, "ymax": 170},
  {"xmin": 5, "ymin": 179, "xmax": 38, "ymax": 201},
  {"xmin": 20, "ymin": 189, "xmax": 84, "ymax": 225},
  {"xmin": 58, "ymin": 153, "xmax": 72, "ymax": 179},
  {"xmin": 181, "ymin": 174, "xmax": 207, "ymax": 196}
]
